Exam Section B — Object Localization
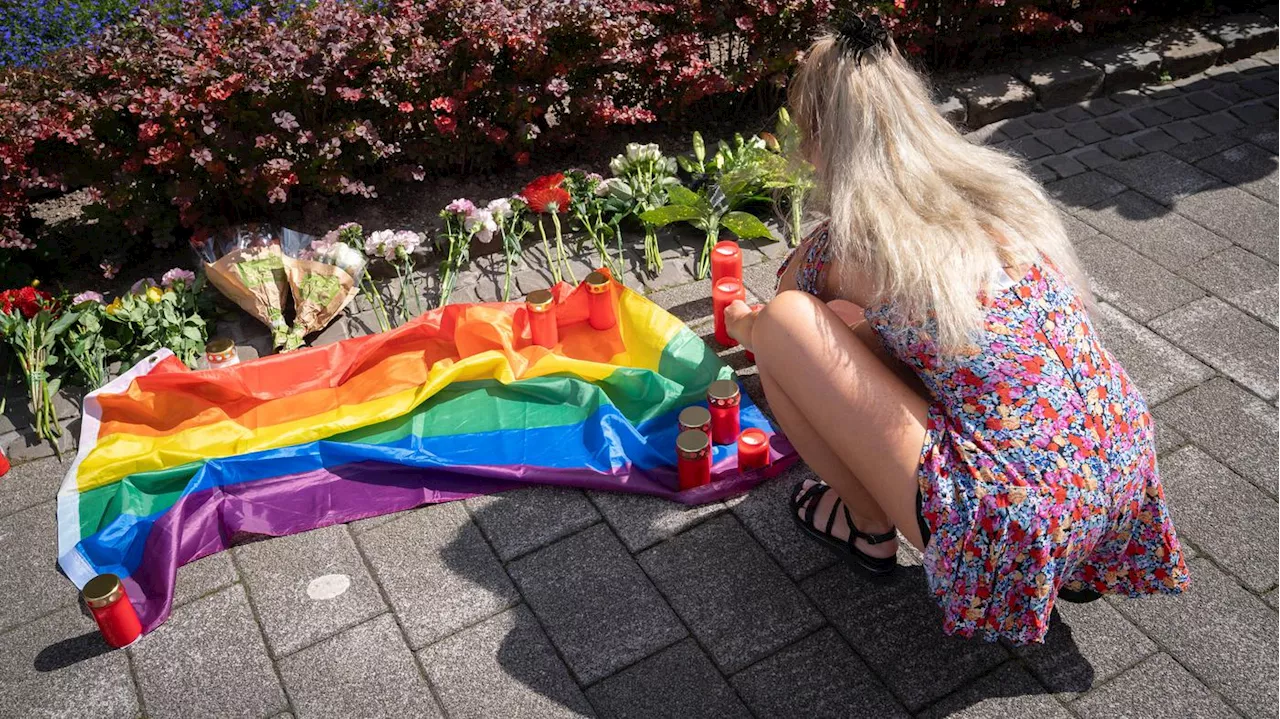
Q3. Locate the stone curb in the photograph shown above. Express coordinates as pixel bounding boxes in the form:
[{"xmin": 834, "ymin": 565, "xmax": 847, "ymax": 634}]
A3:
[{"xmin": 938, "ymin": 13, "xmax": 1278, "ymax": 128}]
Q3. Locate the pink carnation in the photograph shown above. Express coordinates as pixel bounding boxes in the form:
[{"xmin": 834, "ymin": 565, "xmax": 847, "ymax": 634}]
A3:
[{"xmin": 161, "ymin": 268, "xmax": 196, "ymax": 288}]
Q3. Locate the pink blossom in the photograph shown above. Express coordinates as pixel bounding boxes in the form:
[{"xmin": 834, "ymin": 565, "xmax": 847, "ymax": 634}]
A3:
[
  {"xmin": 546, "ymin": 77, "xmax": 570, "ymax": 97},
  {"xmin": 72, "ymin": 291, "xmax": 105, "ymax": 305},
  {"xmin": 161, "ymin": 268, "xmax": 196, "ymax": 288},
  {"xmin": 130, "ymin": 277, "xmax": 158, "ymax": 295},
  {"xmin": 273, "ymin": 111, "xmax": 300, "ymax": 131},
  {"xmin": 190, "ymin": 147, "xmax": 213, "ymax": 166},
  {"xmin": 336, "ymin": 87, "xmax": 363, "ymax": 102},
  {"xmin": 445, "ymin": 198, "xmax": 476, "ymax": 215}
]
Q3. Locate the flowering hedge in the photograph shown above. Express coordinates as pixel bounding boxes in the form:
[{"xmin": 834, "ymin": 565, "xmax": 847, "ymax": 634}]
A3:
[{"xmin": 0, "ymin": 0, "xmax": 1190, "ymax": 263}]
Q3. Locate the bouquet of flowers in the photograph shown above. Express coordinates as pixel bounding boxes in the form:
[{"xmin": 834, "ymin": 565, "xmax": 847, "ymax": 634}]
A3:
[
  {"xmin": 606, "ymin": 143, "xmax": 679, "ymax": 274},
  {"xmin": 194, "ymin": 225, "xmax": 291, "ymax": 349},
  {"xmin": 281, "ymin": 229, "xmax": 369, "ymax": 350},
  {"xmin": 102, "ymin": 271, "xmax": 210, "ymax": 368},
  {"xmin": 0, "ymin": 283, "xmax": 76, "ymax": 453},
  {"xmin": 63, "ymin": 291, "xmax": 110, "ymax": 389}
]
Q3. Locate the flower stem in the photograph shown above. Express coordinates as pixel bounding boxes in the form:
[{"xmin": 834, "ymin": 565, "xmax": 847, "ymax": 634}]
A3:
[
  {"xmin": 789, "ymin": 190, "xmax": 804, "ymax": 247},
  {"xmin": 538, "ymin": 217, "xmax": 560, "ymax": 284},
  {"xmin": 552, "ymin": 213, "xmax": 575, "ymax": 284}
]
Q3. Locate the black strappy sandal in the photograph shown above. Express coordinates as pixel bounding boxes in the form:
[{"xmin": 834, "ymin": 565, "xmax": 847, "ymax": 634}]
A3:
[{"xmin": 790, "ymin": 480, "xmax": 898, "ymax": 578}]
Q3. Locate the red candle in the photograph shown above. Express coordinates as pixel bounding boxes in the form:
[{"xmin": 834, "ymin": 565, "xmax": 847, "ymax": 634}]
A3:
[
  {"xmin": 707, "ymin": 379, "xmax": 740, "ymax": 445},
  {"xmin": 676, "ymin": 429, "xmax": 712, "ymax": 490},
  {"xmin": 737, "ymin": 428, "xmax": 770, "ymax": 471},
  {"xmin": 526, "ymin": 289, "xmax": 558, "ymax": 348},
  {"xmin": 585, "ymin": 271, "xmax": 616, "ymax": 331},
  {"xmin": 82, "ymin": 573, "xmax": 142, "ymax": 648},
  {"xmin": 744, "ymin": 304, "xmax": 763, "ymax": 364},
  {"xmin": 712, "ymin": 278, "xmax": 745, "ymax": 347},
  {"xmin": 711, "ymin": 240, "xmax": 742, "ymax": 284},
  {"xmin": 678, "ymin": 405, "xmax": 712, "ymax": 438}
]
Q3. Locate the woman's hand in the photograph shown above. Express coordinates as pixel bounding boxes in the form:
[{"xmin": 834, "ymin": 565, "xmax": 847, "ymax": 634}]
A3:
[{"xmin": 724, "ymin": 300, "xmax": 759, "ymax": 351}]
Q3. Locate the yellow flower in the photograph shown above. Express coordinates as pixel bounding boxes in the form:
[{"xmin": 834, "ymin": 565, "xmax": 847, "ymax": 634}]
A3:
[
  {"xmin": 106, "ymin": 297, "xmax": 123, "ymax": 315},
  {"xmin": 146, "ymin": 286, "xmax": 163, "ymax": 303}
]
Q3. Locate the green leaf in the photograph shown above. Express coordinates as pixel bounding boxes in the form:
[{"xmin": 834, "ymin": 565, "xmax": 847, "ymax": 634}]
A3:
[
  {"xmin": 692, "ymin": 131, "xmax": 705, "ymax": 163},
  {"xmin": 665, "ymin": 184, "xmax": 705, "ymax": 208},
  {"xmin": 48, "ymin": 311, "xmax": 79, "ymax": 337},
  {"xmin": 722, "ymin": 211, "xmax": 774, "ymax": 240},
  {"xmin": 639, "ymin": 205, "xmax": 703, "ymax": 227},
  {"xmin": 182, "ymin": 326, "xmax": 203, "ymax": 341}
]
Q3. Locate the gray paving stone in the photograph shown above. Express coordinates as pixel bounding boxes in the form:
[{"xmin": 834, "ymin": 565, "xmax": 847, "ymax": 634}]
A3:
[
  {"xmin": 1186, "ymin": 89, "xmax": 1233, "ymax": 113},
  {"xmin": 1160, "ymin": 446, "xmax": 1278, "ymax": 592},
  {"xmin": 1237, "ymin": 124, "xmax": 1279, "ymax": 153},
  {"xmin": 1195, "ymin": 142, "xmax": 1279, "ymax": 203},
  {"xmin": 1071, "ymin": 652, "xmax": 1241, "ymax": 719},
  {"xmin": 588, "ymin": 490, "xmax": 725, "ymax": 553},
  {"xmin": 1204, "ymin": 13, "xmax": 1280, "ymax": 62},
  {"xmin": 1150, "ymin": 297, "xmax": 1278, "ymax": 400},
  {"xmin": 131, "ymin": 584, "xmax": 287, "ymax": 719},
  {"xmin": 1195, "ymin": 110, "xmax": 1247, "ymax": 136},
  {"xmin": 172, "ymin": 551, "xmax": 238, "ymax": 608},
  {"xmin": 802, "ymin": 564, "xmax": 1008, "ymax": 710},
  {"xmin": 1148, "ymin": 29, "xmax": 1224, "ymax": 77},
  {"xmin": 643, "ymin": 277, "xmax": 760, "ymax": 326},
  {"xmin": 0, "ymin": 604, "xmax": 139, "ymax": 719},
  {"xmin": 1091, "ymin": 302, "xmax": 1214, "ymax": 405},
  {"xmin": 1212, "ymin": 81, "xmax": 1258, "ymax": 106},
  {"xmin": 1043, "ymin": 171, "xmax": 1129, "ymax": 209},
  {"xmin": 1026, "ymin": 111, "xmax": 1067, "ymax": 129},
  {"xmin": 1132, "ymin": 128, "xmax": 1179, "ymax": 152},
  {"xmin": 279, "ymin": 614, "xmax": 442, "ymax": 719},
  {"xmin": 958, "ymin": 74, "xmax": 1037, "ymax": 127},
  {"xmin": 1168, "ymin": 134, "xmax": 1245, "ymax": 163},
  {"xmin": 1014, "ymin": 597, "xmax": 1157, "ymax": 697},
  {"xmin": 0, "ymin": 502, "xmax": 72, "ymax": 634},
  {"xmin": 465, "ymin": 486, "xmax": 600, "ymax": 561},
  {"xmin": 1130, "ymin": 105, "xmax": 1174, "ymax": 128},
  {"xmin": 1017, "ymin": 56, "xmax": 1104, "ymax": 108},
  {"xmin": 1027, "ymin": 162, "xmax": 1058, "ymax": 184},
  {"xmin": 936, "ymin": 93, "xmax": 966, "ymax": 125},
  {"xmin": 996, "ymin": 117, "xmax": 1034, "ymax": 139},
  {"xmin": 1098, "ymin": 137, "xmax": 1145, "ymax": 160},
  {"xmin": 1154, "ymin": 377, "xmax": 1279, "ymax": 497},
  {"xmin": 0, "ymin": 454, "xmax": 64, "ymax": 519},
  {"xmin": 234, "ymin": 524, "xmax": 386, "ymax": 657},
  {"xmin": 1042, "ymin": 154, "xmax": 1087, "ymax": 178},
  {"xmin": 730, "ymin": 626, "xmax": 907, "ymax": 719},
  {"xmin": 1155, "ymin": 97, "xmax": 1205, "ymax": 120},
  {"xmin": 917, "ymin": 663, "xmax": 1070, "ymax": 719},
  {"xmin": 1240, "ymin": 75, "xmax": 1279, "ymax": 97},
  {"xmin": 586, "ymin": 638, "xmax": 749, "ymax": 719},
  {"xmin": 1154, "ymin": 421, "xmax": 1188, "ymax": 455},
  {"xmin": 1164, "ymin": 118, "xmax": 1212, "ymax": 145},
  {"xmin": 638, "ymin": 515, "xmax": 822, "ymax": 674},
  {"xmin": 1143, "ymin": 82, "xmax": 1182, "ymax": 100},
  {"xmin": 1071, "ymin": 147, "xmax": 1117, "ymax": 170},
  {"xmin": 1097, "ymin": 112, "xmax": 1143, "ymax": 136},
  {"xmin": 346, "ymin": 505, "xmax": 417, "ymax": 534},
  {"xmin": 1113, "ymin": 559, "xmax": 1277, "ymax": 719},
  {"xmin": 1228, "ymin": 99, "xmax": 1280, "ymax": 124},
  {"xmin": 1081, "ymin": 96, "xmax": 1125, "ymax": 115},
  {"xmin": 725, "ymin": 469, "xmax": 838, "ymax": 581},
  {"xmin": 1004, "ymin": 137, "xmax": 1054, "ymax": 160},
  {"xmin": 1183, "ymin": 246, "xmax": 1278, "ymax": 327},
  {"xmin": 1175, "ymin": 185, "xmax": 1280, "ymax": 262},
  {"xmin": 507, "ymin": 522, "xmax": 686, "ymax": 684},
  {"xmin": 420, "ymin": 605, "xmax": 591, "ymax": 719},
  {"xmin": 1264, "ymin": 588, "xmax": 1278, "ymax": 610},
  {"xmin": 1038, "ymin": 129, "xmax": 1083, "ymax": 154},
  {"xmin": 1084, "ymin": 44, "xmax": 1162, "ymax": 93},
  {"xmin": 1054, "ymin": 105, "xmax": 1093, "ymax": 123},
  {"xmin": 1077, "ymin": 190, "xmax": 1231, "ymax": 270},
  {"xmin": 310, "ymin": 316, "xmax": 349, "ymax": 346},
  {"xmin": 358, "ymin": 501, "xmax": 519, "ymax": 649},
  {"xmin": 1098, "ymin": 152, "xmax": 1222, "ymax": 206},
  {"xmin": 2, "ymin": 424, "xmax": 77, "ymax": 464},
  {"xmin": 1065, "ymin": 120, "xmax": 1112, "ymax": 144},
  {"xmin": 1076, "ymin": 234, "xmax": 1205, "ymax": 322}
]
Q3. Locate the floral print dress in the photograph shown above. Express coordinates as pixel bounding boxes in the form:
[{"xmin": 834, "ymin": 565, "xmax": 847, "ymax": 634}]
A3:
[{"xmin": 778, "ymin": 225, "xmax": 1190, "ymax": 645}]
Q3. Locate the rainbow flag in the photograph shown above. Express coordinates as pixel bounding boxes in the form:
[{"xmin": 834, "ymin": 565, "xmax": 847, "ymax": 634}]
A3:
[{"xmin": 57, "ymin": 277, "xmax": 795, "ymax": 633}]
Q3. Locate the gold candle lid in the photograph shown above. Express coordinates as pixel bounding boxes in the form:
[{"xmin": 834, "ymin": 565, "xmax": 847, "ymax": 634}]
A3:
[
  {"xmin": 82, "ymin": 573, "xmax": 124, "ymax": 609},
  {"xmin": 205, "ymin": 337, "xmax": 234, "ymax": 355},
  {"xmin": 676, "ymin": 428, "xmax": 710, "ymax": 455},
  {"xmin": 708, "ymin": 379, "xmax": 740, "ymax": 401},
  {"xmin": 678, "ymin": 406, "xmax": 712, "ymax": 428},
  {"xmin": 585, "ymin": 271, "xmax": 610, "ymax": 293},
  {"xmin": 526, "ymin": 289, "xmax": 554, "ymax": 312}
]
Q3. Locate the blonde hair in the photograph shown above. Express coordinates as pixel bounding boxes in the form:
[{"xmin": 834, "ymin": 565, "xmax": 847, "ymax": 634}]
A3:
[{"xmin": 789, "ymin": 31, "xmax": 1092, "ymax": 353}]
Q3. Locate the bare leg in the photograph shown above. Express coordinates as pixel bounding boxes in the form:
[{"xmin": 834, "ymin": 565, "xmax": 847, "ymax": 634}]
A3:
[{"xmin": 753, "ymin": 290, "xmax": 930, "ymax": 550}]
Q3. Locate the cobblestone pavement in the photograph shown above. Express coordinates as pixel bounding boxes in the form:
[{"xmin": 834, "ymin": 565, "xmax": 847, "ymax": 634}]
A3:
[{"xmin": 1, "ymin": 51, "xmax": 1277, "ymax": 719}]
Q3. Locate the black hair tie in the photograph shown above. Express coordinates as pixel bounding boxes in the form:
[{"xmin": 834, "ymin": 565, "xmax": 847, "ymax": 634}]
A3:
[{"xmin": 834, "ymin": 11, "xmax": 892, "ymax": 65}]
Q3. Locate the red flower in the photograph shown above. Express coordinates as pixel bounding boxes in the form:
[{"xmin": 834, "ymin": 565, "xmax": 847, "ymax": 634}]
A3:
[
  {"xmin": 486, "ymin": 126, "xmax": 509, "ymax": 144},
  {"xmin": 1, "ymin": 286, "xmax": 53, "ymax": 319},
  {"xmin": 434, "ymin": 115, "xmax": 457, "ymax": 135},
  {"xmin": 515, "ymin": 151, "xmax": 530, "ymax": 167},
  {"xmin": 398, "ymin": 102, "xmax": 414, "ymax": 113},
  {"xmin": 522, "ymin": 173, "xmax": 569, "ymax": 213}
]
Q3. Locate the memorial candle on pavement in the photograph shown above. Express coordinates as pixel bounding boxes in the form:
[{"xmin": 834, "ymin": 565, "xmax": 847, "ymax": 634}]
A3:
[
  {"xmin": 707, "ymin": 379, "xmax": 741, "ymax": 445},
  {"xmin": 744, "ymin": 304, "xmax": 763, "ymax": 364},
  {"xmin": 678, "ymin": 406, "xmax": 712, "ymax": 438},
  {"xmin": 676, "ymin": 429, "xmax": 712, "ymax": 490},
  {"xmin": 712, "ymin": 278, "xmax": 745, "ymax": 347},
  {"xmin": 585, "ymin": 271, "xmax": 616, "ymax": 331},
  {"xmin": 737, "ymin": 428, "xmax": 770, "ymax": 471},
  {"xmin": 710, "ymin": 240, "xmax": 743, "ymax": 284},
  {"xmin": 526, "ymin": 289, "xmax": 558, "ymax": 348},
  {"xmin": 82, "ymin": 573, "xmax": 142, "ymax": 648}
]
